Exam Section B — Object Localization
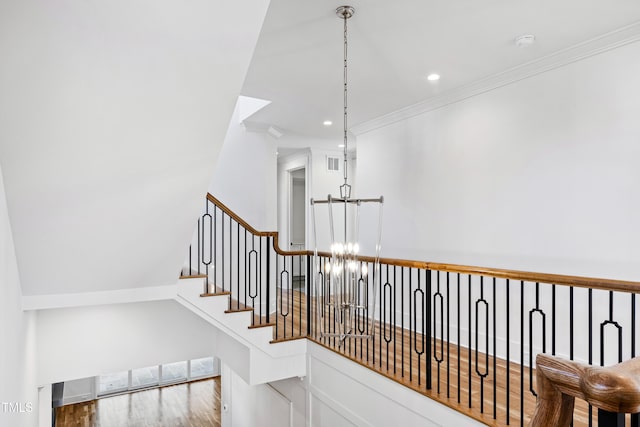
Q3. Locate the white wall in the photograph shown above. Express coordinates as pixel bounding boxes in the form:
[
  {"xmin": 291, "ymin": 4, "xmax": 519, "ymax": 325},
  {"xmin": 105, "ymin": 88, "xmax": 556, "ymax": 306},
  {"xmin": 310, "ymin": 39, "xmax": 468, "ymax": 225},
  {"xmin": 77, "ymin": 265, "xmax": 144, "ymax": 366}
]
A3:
[
  {"xmin": 308, "ymin": 148, "xmax": 358, "ymax": 253},
  {"xmin": 222, "ymin": 342, "xmax": 479, "ymax": 427},
  {"xmin": 356, "ymin": 40, "xmax": 640, "ymax": 282},
  {"xmin": 221, "ymin": 363, "xmax": 296, "ymax": 427},
  {"xmin": 210, "ymin": 108, "xmax": 278, "ymax": 231},
  {"xmin": 0, "ymin": 165, "xmax": 38, "ymax": 427},
  {"xmin": 37, "ymin": 300, "xmax": 218, "ymax": 385}
]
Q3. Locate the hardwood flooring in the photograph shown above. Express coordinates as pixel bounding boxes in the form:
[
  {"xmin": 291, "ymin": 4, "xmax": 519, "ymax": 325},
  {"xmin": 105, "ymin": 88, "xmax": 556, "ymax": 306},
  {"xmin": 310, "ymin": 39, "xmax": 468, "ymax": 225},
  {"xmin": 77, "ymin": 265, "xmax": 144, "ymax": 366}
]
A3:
[
  {"xmin": 264, "ymin": 289, "xmax": 599, "ymax": 427},
  {"xmin": 55, "ymin": 377, "xmax": 221, "ymax": 427}
]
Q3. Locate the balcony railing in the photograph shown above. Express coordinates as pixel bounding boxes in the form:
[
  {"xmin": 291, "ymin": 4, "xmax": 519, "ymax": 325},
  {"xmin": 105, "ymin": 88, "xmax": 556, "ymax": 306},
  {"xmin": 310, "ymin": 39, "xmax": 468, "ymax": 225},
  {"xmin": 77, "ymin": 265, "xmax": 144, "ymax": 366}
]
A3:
[{"xmin": 182, "ymin": 193, "xmax": 640, "ymax": 426}]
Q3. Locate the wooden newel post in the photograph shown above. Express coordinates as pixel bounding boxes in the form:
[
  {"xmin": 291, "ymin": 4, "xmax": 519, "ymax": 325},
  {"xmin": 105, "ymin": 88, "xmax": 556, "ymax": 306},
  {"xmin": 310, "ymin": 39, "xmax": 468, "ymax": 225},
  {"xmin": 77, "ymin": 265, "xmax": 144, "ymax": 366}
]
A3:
[
  {"xmin": 530, "ymin": 354, "xmax": 640, "ymax": 427},
  {"xmin": 529, "ymin": 355, "xmax": 580, "ymax": 427}
]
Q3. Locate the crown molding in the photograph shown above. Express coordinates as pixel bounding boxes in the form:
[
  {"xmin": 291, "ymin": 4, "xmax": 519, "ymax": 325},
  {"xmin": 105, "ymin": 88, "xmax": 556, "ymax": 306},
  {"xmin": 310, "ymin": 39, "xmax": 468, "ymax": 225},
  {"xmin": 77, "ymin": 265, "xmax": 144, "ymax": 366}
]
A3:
[{"xmin": 351, "ymin": 21, "xmax": 640, "ymax": 136}]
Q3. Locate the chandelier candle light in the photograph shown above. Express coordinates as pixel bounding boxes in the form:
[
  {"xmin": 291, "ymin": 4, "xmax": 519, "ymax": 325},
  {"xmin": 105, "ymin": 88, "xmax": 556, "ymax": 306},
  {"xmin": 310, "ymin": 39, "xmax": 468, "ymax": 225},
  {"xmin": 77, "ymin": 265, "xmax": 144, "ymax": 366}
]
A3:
[{"xmin": 311, "ymin": 6, "xmax": 384, "ymax": 345}]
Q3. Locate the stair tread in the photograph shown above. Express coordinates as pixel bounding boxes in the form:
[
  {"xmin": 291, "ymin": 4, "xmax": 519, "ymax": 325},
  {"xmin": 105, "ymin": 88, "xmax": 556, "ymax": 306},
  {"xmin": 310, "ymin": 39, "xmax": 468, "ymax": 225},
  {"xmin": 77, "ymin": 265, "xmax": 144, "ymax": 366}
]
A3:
[
  {"xmin": 270, "ymin": 335, "xmax": 306, "ymax": 344},
  {"xmin": 224, "ymin": 307, "xmax": 255, "ymax": 314},
  {"xmin": 180, "ymin": 274, "xmax": 208, "ymax": 279},
  {"xmin": 200, "ymin": 291, "xmax": 231, "ymax": 297},
  {"xmin": 198, "ymin": 285, "xmax": 306, "ymax": 341},
  {"xmin": 248, "ymin": 322, "xmax": 276, "ymax": 329}
]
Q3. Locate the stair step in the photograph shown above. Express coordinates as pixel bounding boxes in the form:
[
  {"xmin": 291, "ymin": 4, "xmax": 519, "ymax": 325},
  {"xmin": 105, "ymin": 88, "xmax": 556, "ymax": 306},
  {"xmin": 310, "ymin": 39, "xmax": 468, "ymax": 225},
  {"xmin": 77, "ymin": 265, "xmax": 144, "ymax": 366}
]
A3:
[
  {"xmin": 179, "ymin": 274, "xmax": 208, "ymax": 279},
  {"xmin": 270, "ymin": 335, "xmax": 306, "ymax": 344},
  {"xmin": 200, "ymin": 291, "xmax": 231, "ymax": 297},
  {"xmin": 194, "ymin": 282, "xmax": 293, "ymax": 340},
  {"xmin": 248, "ymin": 322, "xmax": 276, "ymax": 330},
  {"xmin": 225, "ymin": 307, "xmax": 254, "ymax": 314}
]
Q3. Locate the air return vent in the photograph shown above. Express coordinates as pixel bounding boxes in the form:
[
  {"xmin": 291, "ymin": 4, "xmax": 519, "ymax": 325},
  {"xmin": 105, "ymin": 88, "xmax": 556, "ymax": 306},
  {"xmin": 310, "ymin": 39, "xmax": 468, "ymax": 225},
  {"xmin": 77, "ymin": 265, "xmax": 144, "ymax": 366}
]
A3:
[{"xmin": 327, "ymin": 156, "xmax": 340, "ymax": 172}]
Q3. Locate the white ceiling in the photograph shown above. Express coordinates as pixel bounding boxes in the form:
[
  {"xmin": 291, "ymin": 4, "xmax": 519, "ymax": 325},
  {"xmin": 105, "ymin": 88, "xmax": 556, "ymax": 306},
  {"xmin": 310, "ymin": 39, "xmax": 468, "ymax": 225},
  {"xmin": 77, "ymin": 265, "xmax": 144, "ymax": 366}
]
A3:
[
  {"xmin": 242, "ymin": 0, "xmax": 640, "ymax": 140},
  {"xmin": 0, "ymin": 0, "xmax": 269, "ymax": 296}
]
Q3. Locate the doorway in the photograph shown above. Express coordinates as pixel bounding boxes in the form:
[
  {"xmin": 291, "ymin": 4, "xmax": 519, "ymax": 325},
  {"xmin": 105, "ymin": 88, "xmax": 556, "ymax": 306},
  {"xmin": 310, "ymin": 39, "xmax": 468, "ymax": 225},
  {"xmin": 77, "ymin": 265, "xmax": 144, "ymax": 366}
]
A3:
[{"xmin": 289, "ymin": 167, "xmax": 306, "ymax": 288}]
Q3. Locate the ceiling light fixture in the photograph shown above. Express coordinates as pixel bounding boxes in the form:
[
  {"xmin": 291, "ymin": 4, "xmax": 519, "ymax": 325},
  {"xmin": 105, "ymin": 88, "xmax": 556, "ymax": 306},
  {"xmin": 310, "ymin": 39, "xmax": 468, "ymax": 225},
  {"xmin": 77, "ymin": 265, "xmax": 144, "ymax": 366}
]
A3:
[
  {"xmin": 311, "ymin": 6, "xmax": 384, "ymax": 345},
  {"xmin": 323, "ymin": 120, "xmax": 333, "ymax": 126},
  {"xmin": 427, "ymin": 73, "xmax": 440, "ymax": 81}
]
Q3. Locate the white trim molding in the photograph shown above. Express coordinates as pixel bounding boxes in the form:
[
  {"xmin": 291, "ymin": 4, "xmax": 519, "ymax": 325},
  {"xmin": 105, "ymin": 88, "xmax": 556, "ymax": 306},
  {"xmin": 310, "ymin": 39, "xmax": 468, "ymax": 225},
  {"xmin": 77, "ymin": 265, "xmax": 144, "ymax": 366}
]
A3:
[{"xmin": 351, "ymin": 20, "xmax": 640, "ymax": 136}]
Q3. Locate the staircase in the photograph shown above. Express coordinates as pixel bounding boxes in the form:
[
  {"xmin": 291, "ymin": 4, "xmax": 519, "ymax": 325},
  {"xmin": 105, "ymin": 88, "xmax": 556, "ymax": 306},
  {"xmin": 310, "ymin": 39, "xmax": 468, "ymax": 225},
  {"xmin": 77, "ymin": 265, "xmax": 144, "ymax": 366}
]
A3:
[{"xmin": 175, "ymin": 275, "xmax": 306, "ymax": 385}]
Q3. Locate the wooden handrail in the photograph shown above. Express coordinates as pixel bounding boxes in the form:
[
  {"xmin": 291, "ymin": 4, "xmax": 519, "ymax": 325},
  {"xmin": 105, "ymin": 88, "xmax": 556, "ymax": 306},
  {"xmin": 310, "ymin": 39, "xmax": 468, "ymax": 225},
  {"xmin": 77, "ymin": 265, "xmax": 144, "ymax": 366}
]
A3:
[
  {"xmin": 530, "ymin": 354, "xmax": 640, "ymax": 426},
  {"xmin": 206, "ymin": 193, "xmax": 640, "ymax": 294},
  {"xmin": 206, "ymin": 194, "xmax": 307, "ymax": 256}
]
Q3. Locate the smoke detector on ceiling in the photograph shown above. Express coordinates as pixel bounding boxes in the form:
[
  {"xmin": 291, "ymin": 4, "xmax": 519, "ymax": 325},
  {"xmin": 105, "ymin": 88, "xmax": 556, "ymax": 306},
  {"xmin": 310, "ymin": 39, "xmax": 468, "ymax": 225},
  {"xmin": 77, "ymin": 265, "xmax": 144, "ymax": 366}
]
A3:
[{"xmin": 514, "ymin": 34, "xmax": 536, "ymax": 48}]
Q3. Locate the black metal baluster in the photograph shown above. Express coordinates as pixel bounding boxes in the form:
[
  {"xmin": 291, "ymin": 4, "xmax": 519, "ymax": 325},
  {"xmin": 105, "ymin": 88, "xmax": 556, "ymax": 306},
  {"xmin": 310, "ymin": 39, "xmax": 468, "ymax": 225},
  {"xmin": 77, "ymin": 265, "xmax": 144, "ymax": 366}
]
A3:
[
  {"xmin": 357, "ymin": 267, "xmax": 366, "ymax": 359},
  {"xmin": 290, "ymin": 256, "xmax": 294, "ymax": 338},
  {"xmin": 259, "ymin": 236, "xmax": 263, "ymax": 323},
  {"xmin": 244, "ymin": 229, "xmax": 248, "ymax": 310},
  {"xmin": 588, "ymin": 288, "xmax": 593, "ymax": 427},
  {"xmin": 597, "ymin": 411, "xmax": 624, "ymax": 427},
  {"xmin": 528, "ymin": 282, "xmax": 546, "ymax": 398},
  {"xmin": 401, "ymin": 267, "xmax": 405, "ymax": 379},
  {"xmin": 475, "ymin": 276, "xmax": 489, "ymax": 414},
  {"xmin": 248, "ymin": 236, "xmax": 258, "ymax": 325},
  {"xmin": 197, "ymin": 216, "xmax": 201, "ymax": 276},
  {"xmin": 378, "ymin": 262, "xmax": 382, "ymax": 367},
  {"xmin": 393, "ymin": 266, "xmax": 397, "ymax": 376},
  {"xmin": 235, "ymin": 221, "xmax": 239, "ymax": 310},
  {"xmin": 280, "ymin": 256, "xmax": 290, "ymax": 339},
  {"xmin": 426, "ymin": 269, "xmax": 432, "ymax": 391},
  {"xmin": 275, "ymin": 253, "xmax": 279, "ymax": 339},
  {"xmin": 266, "ymin": 236, "xmax": 271, "ymax": 323},
  {"xmin": 307, "ymin": 254, "xmax": 312, "ymax": 337},
  {"xmin": 570, "ymin": 286, "xmax": 574, "ymax": 427},
  {"xmin": 416, "ymin": 270, "xmax": 425, "ymax": 386},
  {"xmin": 632, "ymin": 293, "xmax": 640, "ymax": 427},
  {"xmin": 383, "ymin": 265, "xmax": 392, "ymax": 371},
  {"xmin": 447, "ymin": 272, "xmax": 451, "ymax": 399},
  {"xmin": 213, "ymin": 207, "xmax": 217, "ymax": 289},
  {"xmin": 506, "ymin": 279, "xmax": 510, "ymax": 425},
  {"xmin": 203, "ymin": 205, "xmax": 212, "ymax": 290},
  {"xmin": 520, "ymin": 280, "xmax": 524, "ymax": 427},
  {"xmin": 298, "ymin": 255, "xmax": 302, "ymax": 338},
  {"xmin": 598, "ymin": 291, "xmax": 624, "ymax": 426},
  {"xmin": 457, "ymin": 273, "xmax": 461, "ymax": 404},
  {"xmin": 468, "ymin": 274, "xmax": 472, "ymax": 409},
  {"xmin": 552, "ymin": 284, "xmax": 556, "ymax": 356},
  {"xmin": 409, "ymin": 270, "xmax": 413, "ymax": 382},
  {"xmin": 434, "ymin": 271, "xmax": 443, "ymax": 393},
  {"xmin": 221, "ymin": 213, "xmax": 225, "ymax": 292},
  {"xmin": 493, "ymin": 277, "xmax": 497, "ymax": 419}
]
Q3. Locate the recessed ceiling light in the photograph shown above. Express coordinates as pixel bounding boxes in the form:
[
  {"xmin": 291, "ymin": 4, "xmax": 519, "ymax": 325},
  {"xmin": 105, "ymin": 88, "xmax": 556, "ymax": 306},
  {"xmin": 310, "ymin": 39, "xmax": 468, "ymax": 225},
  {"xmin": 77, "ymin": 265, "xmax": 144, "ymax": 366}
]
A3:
[
  {"xmin": 515, "ymin": 34, "xmax": 536, "ymax": 48},
  {"xmin": 427, "ymin": 73, "xmax": 440, "ymax": 82},
  {"xmin": 338, "ymin": 144, "xmax": 345, "ymax": 148},
  {"xmin": 323, "ymin": 120, "xmax": 333, "ymax": 126}
]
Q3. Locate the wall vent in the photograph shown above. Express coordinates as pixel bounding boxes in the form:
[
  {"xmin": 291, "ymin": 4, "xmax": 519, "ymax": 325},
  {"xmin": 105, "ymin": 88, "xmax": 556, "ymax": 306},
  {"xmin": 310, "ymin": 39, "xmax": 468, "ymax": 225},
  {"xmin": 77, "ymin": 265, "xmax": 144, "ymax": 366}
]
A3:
[{"xmin": 327, "ymin": 156, "xmax": 340, "ymax": 172}]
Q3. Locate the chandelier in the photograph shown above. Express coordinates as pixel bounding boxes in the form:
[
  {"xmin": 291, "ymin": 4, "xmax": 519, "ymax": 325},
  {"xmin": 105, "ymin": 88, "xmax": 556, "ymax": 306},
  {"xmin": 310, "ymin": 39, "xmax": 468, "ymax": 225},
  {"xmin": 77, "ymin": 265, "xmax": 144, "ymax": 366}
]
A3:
[{"xmin": 311, "ymin": 5, "xmax": 384, "ymax": 345}]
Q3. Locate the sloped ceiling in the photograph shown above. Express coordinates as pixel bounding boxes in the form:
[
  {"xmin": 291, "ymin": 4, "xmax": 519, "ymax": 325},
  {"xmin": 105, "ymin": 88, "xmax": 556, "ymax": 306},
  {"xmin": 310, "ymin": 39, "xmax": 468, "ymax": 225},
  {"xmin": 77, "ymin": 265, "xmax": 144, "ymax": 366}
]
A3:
[
  {"xmin": 242, "ymin": 0, "xmax": 640, "ymax": 140},
  {"xmin": 0, "ymin": 0, "xmax": 270, "ymax": 295}
]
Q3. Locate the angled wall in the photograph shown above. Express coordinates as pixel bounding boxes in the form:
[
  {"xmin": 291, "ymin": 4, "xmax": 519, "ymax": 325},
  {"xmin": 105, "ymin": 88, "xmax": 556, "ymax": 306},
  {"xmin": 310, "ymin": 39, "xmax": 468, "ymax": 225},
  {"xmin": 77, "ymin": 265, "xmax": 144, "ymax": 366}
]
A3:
[{"xmin": 0, "ymin": 0, "xmax": 270, "ymax": 297}]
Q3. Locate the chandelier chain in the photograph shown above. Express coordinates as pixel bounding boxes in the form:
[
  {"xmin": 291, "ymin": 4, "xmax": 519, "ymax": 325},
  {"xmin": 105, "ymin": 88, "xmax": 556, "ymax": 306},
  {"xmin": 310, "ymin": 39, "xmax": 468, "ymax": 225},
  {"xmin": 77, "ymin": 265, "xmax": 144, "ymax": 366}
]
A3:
[{"xmin": 343, "ymin": 12, "xmax": 349, "ymax": 187}]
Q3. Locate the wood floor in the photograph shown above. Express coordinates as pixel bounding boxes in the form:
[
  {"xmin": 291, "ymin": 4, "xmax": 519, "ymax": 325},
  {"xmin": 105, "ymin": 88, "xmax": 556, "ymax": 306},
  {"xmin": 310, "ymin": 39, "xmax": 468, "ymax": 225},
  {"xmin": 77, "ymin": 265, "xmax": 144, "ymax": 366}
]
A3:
[
  {"xmin": 264, "ymin": 289, "xmax": 599, "ymax": 427},
  {"xmin": 55, "ymin": 377, "xmax": 221, "ymax": 427}
]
